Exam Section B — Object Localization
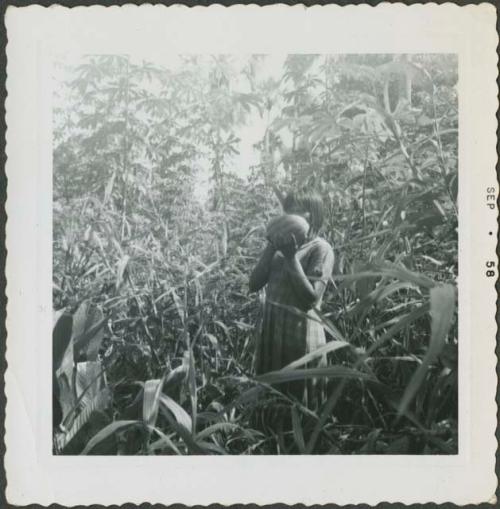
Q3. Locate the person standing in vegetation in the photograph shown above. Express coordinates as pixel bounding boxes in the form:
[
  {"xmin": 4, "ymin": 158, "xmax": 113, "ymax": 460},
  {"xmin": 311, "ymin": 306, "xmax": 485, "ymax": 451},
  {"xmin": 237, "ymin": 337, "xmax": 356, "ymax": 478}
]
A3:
[{"xmin": 249, "ymin": 190, "xmax": 334, "ymax": 403}]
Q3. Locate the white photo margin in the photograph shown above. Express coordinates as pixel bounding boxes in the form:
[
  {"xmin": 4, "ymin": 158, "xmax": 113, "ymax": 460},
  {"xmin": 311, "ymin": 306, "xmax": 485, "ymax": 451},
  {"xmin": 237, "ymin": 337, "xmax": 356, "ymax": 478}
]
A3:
[{"xmin": 4, "ymin": 4, "xmax": 498, "ymax": 506}]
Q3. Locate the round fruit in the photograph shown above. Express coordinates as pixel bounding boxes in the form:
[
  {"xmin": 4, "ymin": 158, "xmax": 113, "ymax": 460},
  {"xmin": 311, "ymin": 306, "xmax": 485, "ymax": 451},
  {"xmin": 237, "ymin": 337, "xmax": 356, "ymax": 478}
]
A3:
[{"xmin": 266, "ymin": 214, "xmax": 310, "ymax": 248}]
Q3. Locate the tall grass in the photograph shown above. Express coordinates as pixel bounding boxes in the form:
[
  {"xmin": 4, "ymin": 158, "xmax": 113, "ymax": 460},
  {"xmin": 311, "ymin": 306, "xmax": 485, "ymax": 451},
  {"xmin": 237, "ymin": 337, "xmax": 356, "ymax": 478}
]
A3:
[{"xmin": 53, "ymin": 53, "xmax": 458, "ymax": 455}]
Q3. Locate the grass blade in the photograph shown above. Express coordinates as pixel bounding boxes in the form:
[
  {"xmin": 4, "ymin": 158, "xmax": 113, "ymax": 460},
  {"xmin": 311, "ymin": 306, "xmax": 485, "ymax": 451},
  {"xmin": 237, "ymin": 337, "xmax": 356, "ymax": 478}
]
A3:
[
  {"xmin": 332, "ymin": 262, "xmax": 435, "ymax": 290},
  {"xmin": 305, "ymin": 303, "xmax": 430, "ymax": 453},
  {"xmin": 291, "ymin": 405, "xmax": 306, "ymax": 453},
  {"xmin": 146, "ymin": 425, "xmax": 182, "ymax": 455},
  {"xmin": 81, "ymin": 420, "xmax": 139, "ymax": 455},
  {"xmin": 398, "ymin": 284, "xmax": 456, "ymax": 415},
  {"xmin": 282, "ymin": 340, "xmax": 351, "ymax": 370},
  {"xmin": 195, "ymin": 440, "xmax": 227, "ymax": 455},
  {"xmin": 186, "ymin": 348, "xmax": 198, "ymax": 434},
  {"xmin": 196, "ymin": 422, "xmax": 240, "ymax": 441},
  {"xmin": 142, "ymin": 378, "xmax": 165, "ymax": 428},
  {"xmin": 115, "ymin": 255, "xmax": 130, "ymax": 291},
  {"xmin": 256, "ymin": 366, "xmax": 376, "ymax": 385},
  {"xmin": 159, "ymin": 394, "xmax": 192, "ymax": 432},
  {"xmin": 268, "ymin": 301, "xmax": 348, "ymax": 343},
  {"xmin": 159, "ymin": 395, "xmax": 204, "ymax": 454}
]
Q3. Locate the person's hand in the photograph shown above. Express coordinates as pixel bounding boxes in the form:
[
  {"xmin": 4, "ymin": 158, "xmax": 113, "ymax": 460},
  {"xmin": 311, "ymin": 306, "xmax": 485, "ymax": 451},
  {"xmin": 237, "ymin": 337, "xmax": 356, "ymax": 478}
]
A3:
[
  {"xmin": 278, "ymin": 233, "xmax": 298, "ymax": 260},
  {"xmin": 265, "ymin": 238, "xmax": 277, "ymax": 253}
]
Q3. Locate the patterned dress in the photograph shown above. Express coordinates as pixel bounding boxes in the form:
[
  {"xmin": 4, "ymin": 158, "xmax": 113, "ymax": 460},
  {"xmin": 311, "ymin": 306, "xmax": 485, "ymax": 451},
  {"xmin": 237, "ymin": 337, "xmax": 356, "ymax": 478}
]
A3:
[{"xmin": 255, "ymin": 237, "xmax": 335, "ymax": 377}]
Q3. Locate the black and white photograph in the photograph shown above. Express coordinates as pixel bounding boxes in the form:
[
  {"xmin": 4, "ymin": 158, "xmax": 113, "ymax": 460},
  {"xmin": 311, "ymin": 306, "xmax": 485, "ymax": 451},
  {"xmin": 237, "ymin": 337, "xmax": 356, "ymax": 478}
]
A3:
[
  {"xmin": 5, "ymin": 4, "xmax": 497, "ymax": 506},
  {"xmin": 52, "ymin": 52, "xmax": 459, "ymax": 456}
]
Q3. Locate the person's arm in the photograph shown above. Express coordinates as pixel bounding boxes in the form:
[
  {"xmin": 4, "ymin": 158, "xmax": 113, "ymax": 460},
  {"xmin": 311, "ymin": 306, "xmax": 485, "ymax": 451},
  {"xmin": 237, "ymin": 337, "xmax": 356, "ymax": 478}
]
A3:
[
  {"xmin": 280, "ymin": 236, "xmax": 334, "ymax": 310},
  {"xmin": 284, "ymin": 254, "xmax": 325, "ymax": 309},
  {"xmin": 249, "ymin": 242, "xmax": 276, "ymax": 293}
]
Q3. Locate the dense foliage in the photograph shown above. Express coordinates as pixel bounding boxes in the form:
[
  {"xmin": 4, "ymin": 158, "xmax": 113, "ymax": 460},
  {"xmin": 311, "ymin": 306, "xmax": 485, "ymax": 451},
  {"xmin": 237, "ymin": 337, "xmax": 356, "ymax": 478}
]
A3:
[{"xmin": 53, "ymin": 54, "xmax": 458, "ymax": 455}]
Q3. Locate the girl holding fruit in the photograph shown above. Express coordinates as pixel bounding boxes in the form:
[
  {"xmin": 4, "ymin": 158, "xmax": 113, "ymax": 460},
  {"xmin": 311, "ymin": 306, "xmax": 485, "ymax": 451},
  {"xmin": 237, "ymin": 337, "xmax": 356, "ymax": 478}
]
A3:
[{"xmin": 249, "ymin": 189, "xmax": 334, "ymax": 403}]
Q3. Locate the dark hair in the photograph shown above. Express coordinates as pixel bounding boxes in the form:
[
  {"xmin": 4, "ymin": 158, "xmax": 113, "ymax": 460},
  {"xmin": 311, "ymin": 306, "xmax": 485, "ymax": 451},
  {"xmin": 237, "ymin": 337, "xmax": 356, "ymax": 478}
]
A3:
[{"xmin": 283, "ymin": 189, "xmax": 324, "ymax": 235}]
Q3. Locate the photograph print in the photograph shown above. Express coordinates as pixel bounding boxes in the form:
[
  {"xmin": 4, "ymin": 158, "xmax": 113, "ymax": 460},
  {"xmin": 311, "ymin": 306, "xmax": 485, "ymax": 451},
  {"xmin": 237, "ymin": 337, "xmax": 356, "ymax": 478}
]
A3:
[{"xmin": 52, "ymin": 53, "xmax": 458, "ymax": 456}]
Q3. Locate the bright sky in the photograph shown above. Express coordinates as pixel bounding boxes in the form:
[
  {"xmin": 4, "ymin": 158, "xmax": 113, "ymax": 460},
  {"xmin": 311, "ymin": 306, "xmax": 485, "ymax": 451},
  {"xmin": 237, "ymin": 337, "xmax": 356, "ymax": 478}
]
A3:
[{"xmin": 53, "ymin": 53, "xmax": 289, "ymax": 203}]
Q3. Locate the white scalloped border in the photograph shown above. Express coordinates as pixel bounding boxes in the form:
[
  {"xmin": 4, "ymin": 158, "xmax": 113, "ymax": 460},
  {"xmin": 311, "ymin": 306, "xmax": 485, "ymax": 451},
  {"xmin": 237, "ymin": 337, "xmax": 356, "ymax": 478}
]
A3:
[{"xmin": 4, "ymin": 3, "xmax": 498, "ymax": 506}]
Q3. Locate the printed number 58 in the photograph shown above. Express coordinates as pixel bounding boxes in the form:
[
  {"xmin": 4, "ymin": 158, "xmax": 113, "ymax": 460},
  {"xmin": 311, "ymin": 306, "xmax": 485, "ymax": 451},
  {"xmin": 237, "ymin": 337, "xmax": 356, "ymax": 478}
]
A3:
[{"xmin": 486, "ymin": 261, "xmax": 495, "ymax": 277}]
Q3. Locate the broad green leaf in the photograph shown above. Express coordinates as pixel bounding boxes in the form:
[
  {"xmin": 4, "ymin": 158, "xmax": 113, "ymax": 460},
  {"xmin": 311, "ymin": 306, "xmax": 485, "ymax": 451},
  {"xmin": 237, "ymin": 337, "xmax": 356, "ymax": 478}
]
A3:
[
  {"xmin": 72, "ymin": 300, "xmax": 106, "ymax": 361},
  {"xmin": 53, "ymin": 309, "xmax": 73, "ymax": 371}
]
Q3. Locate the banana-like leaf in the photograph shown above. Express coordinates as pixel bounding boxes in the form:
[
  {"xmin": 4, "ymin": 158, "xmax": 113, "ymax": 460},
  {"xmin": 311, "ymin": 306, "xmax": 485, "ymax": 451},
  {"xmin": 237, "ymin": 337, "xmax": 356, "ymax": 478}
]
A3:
[
  {"xmin": 398, "ymin": 284, "xmax": 456, "ymax": 415},
  {"xmin": 53, "ymin": 310, "xmax": 73, "ymax": 376},
  {"xmin": 53, "ymin": 309, "xmax": 75, "ymax": 429},
  {"xmin": 53, "ymin": 308, "xmax": 72, "ymax": 368},
  {"xmin": 72, "ymin": 300, "xmax": 106, "ymax": 361}
]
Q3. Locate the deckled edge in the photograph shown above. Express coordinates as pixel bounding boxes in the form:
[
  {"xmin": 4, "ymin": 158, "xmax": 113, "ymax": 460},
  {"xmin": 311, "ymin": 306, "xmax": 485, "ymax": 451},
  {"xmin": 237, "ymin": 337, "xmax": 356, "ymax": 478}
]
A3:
[
  {"xmin": 0, "ymin": 1, "xmax": 496, "ymax": 9},
  {"xmin": 1, "ymin": 0, "xmax": 7, "ymax": 507},
  {"xmin": 0, "ymin": 2, "xmax": 498, "ymax": 508}
]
